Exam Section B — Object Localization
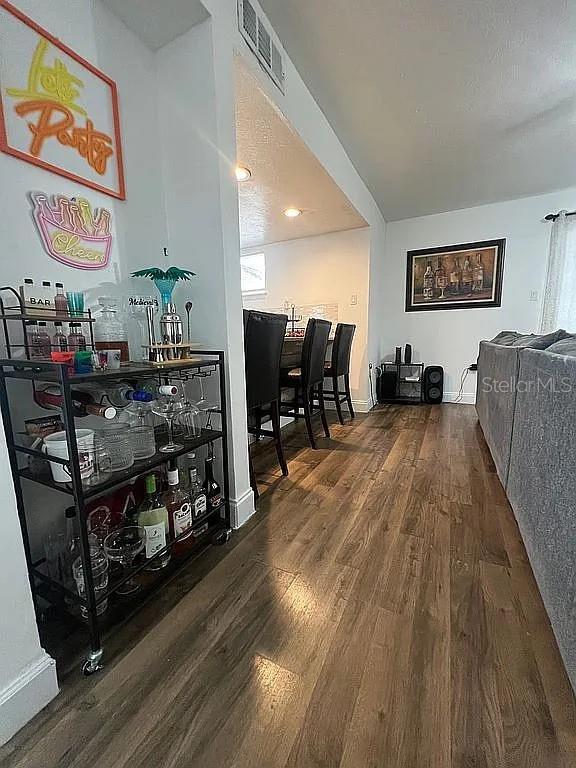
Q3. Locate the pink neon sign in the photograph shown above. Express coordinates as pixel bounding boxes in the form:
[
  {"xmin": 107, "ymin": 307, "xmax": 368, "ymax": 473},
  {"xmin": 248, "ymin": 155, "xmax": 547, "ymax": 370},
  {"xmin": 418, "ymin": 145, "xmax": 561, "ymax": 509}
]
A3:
[{"xmin": 30, "ymin": 191, "xmax": 112, "ymax": 270}]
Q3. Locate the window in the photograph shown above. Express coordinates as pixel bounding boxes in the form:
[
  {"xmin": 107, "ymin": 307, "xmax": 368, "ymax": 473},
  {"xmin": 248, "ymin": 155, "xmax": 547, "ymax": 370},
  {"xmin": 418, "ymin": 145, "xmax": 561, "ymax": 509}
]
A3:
[{"xmin": 241, "ymin": 252, "xmax": 266, "ymax": 295}]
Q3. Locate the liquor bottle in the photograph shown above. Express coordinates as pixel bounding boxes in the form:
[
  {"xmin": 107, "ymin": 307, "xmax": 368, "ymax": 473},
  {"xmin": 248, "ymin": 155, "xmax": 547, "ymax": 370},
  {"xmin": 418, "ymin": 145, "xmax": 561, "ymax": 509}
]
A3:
[
  {"xmin": 423, "ymin": 262, "xmax": 434, "ymax": 300},
  {"xmin": 26, "ymin": 321, "xmax": 51, "ymax": 359},
  {"xmin": 103, "ymin": 383, "xmax": 156, "ymax": 408},
  {"xmin": 449, "ymin": 258, "xmax": 461, "ymax": 295},
  {"xmin": 35, "ymin": 386, "xmax": 117, "ymax": 420},
  {"xmin": 203, "ymin": 456, "xmax": 223, "ymax": 511},
  {"xmin": 189, "ymin": 467, "xmax": 208, "ymax": 521},
  {"xmin": 41, "ymin": 281, "xmax": 54, "ymax": 314},
  {"xmin": 434, "ymin": 258, "xmax": 447, "ymax": 300},
  {"xmin": 67, "ymin": 323, "xmax": 86, "ymax": 351},
  {"xmin": 52, "ymin": 321, "xmax": 68, "ymax": 351},
  {"xmin": 137, "ymin": 474, "xmax": 170, "ymax": 570},
  {"xmin": 462, "ymin": 256, "xmax": 473, "ymax": 294},
  {"xmin": 163, "ymin": 465, "xmax": 193, "ymax": 554},
  {"xmin": 473, "ymin": 253, "xmax": 484, "ymax": 293},
  {"xmin": 54, "ymin": 283, "xmax": 68, "ymax": 316}
]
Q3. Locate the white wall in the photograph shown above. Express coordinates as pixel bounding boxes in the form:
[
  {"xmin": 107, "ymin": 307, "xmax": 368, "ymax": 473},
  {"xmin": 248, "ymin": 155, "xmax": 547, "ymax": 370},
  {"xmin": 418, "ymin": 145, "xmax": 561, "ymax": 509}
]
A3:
[
  {"xmin": 0, "ymin": 0, "xmax": 170, "ymax": 743},
  {"xmin": 243, "ymin": 228, "xmax": 371, "ymax": 407},
  {"xmin": 383, "ymin": 187, "xmax": 576, "ymax": 402}
]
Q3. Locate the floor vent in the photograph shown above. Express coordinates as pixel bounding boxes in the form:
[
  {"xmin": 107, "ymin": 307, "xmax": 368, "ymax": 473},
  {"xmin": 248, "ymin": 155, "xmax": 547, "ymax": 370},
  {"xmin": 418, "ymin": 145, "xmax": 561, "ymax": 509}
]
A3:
[{"xmin": 238, "ymin": 0, "xmax": 285, "ymax": 93}]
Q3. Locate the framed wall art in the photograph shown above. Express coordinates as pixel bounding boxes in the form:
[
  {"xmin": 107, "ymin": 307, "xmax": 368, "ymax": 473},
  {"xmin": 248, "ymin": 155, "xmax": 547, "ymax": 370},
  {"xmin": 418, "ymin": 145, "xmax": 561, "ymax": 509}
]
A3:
[
  {"xmin": 405, "ymin": 238, "xmax": 505, "ymax": 312},
  {"xmin": 0, "ymin": 0, "xmax": 125, "ymax": 199}
]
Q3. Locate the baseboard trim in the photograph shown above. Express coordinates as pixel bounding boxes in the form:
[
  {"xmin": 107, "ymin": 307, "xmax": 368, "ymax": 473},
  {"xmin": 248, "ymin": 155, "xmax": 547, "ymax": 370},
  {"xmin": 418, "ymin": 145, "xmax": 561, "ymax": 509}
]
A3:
[
  {"xmin": 229, "ymin": 487, "xmax": 255, "ymax": 529},
  {"xmin": 325, "ymin": 398, "xmax": 372, "ymax": 413},
  {"xmin": 443, "ymin": 392, "xmax": 476, "ymax": 405},
  {"xmin": 0, "ymin": 652, "xmax": 58, "ymax": 746}
]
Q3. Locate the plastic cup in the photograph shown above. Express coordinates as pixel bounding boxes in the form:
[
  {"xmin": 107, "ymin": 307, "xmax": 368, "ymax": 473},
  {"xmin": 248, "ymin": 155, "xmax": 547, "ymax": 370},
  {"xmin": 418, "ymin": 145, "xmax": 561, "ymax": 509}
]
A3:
[{"xmin": 66, "ymin": 291, "xmax": 85, "ymax": 317}]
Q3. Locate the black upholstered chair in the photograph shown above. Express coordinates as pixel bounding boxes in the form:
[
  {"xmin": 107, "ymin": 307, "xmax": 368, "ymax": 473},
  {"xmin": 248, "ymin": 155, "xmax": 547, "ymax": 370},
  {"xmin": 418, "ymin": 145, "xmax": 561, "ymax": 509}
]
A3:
[
  {"xmin": 323, "ymin": 323, "xmax": 356, "ymax": 424},
  {"xmin": 244, "ymin": 310, "xmax": 288, "ymax": 497},
  {"xmin": 280, "ymin": 318, "xmax": 332, "ymax": 449}
]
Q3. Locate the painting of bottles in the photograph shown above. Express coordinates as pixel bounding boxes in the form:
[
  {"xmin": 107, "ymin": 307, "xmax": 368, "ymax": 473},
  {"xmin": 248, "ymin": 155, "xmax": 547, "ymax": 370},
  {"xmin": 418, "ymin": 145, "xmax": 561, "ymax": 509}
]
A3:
[{"xmin": 405, "ymin": 239, "xmax": 505, "ymax": 312}]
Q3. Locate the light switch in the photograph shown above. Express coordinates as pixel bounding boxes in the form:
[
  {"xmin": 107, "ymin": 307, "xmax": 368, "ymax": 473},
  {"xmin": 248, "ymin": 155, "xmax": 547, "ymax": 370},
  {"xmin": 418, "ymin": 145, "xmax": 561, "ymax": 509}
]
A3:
[
  {"xmin": 351, "ymin": 294, "xmax": 358, "ymax": 306},
  {"xmin": 529, "ymin": 290, "xmax": 539, "ymax": 302}
]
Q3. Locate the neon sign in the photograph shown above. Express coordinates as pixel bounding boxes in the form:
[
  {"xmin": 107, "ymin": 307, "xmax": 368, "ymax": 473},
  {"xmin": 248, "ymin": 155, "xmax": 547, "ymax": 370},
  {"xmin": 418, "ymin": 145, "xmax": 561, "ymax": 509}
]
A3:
[
  {"xmin": 30, "ymin": 192, "xmax": 112, "ymax": 270},
  {"xmin": 0, "ymin": 1, "xmax": 125, "ymax": 199}
]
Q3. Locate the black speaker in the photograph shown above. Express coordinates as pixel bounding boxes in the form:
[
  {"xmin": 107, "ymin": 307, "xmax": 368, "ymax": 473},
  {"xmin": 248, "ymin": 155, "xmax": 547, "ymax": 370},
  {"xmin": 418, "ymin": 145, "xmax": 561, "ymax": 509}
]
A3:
[
  {"xmin": 377, "ymin": 369, "xmax": 397, "ymax": 402},
  {"xmin": 404, "ymin": 344, "xmax": 412, "ymax": 364},
  {"xmin": 423, "ymin": 366, "xmax": 443, "ymax": 404}
]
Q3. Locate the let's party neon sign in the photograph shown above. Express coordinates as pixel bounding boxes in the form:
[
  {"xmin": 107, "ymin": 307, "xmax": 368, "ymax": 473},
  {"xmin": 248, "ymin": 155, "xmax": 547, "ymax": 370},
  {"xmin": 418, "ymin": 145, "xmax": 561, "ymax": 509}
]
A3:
[{"xmin": 0, "ymin": 1, "xmax": 125, "ymax": 199}]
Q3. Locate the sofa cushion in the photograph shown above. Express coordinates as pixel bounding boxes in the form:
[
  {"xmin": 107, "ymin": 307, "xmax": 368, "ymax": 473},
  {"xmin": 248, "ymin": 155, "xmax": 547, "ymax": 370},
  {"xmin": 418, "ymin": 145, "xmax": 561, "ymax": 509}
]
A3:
[
  {"xmin": 546, "ymin": 336, "xmax": 576, "ymax": 356},
  {"xmin": 510, "ymin": 329, "xmax": 569, "ymax": 349},
  {"xmin": 490, "ymin": 331, "xmax": 522, "ymax": 346}
]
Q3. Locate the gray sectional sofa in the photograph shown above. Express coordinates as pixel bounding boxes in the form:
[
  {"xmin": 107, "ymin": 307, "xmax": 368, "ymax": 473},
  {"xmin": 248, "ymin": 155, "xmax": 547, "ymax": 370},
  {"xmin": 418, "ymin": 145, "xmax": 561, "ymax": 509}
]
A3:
[{"xmin": 476, "ymin": 329, "xmax": 576, "ymax": 692}]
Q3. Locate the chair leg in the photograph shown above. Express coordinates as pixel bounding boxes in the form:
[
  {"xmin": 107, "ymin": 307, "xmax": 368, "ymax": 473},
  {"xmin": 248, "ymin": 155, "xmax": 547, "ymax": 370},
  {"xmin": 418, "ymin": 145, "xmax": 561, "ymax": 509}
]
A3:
[
  {"xmin": 344, "ymin": 374, "xmax": 355, "ymax": 419},
  {"xmin": 318, "ymin": 383, "xmax": 331, "ymax": 438},
  {"xmin": 302, "ymin": 387, "xmax": 317, "ymax": 449},
  {"xmin": 248, "ymin": 446, "xmax": 259, "ymax": 499},
  {"xmin": 271, "ymin": 400, "xmax": 288, "ymax": 476},
  {"xmin": 333, "ymin": 375, "xmax": 345, "ymax": 425}
]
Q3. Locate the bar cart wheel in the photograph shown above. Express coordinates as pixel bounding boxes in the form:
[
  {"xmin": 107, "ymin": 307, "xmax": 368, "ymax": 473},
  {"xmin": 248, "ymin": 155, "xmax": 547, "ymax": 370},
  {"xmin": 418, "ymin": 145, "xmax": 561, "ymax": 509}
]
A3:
[
  {"xmin": 212, "ymin": 528, "xmax": 231, "ymax": 546},
  {"xmin": 82, "ymin": 649, "xmax": 104, "ymax": 677}
]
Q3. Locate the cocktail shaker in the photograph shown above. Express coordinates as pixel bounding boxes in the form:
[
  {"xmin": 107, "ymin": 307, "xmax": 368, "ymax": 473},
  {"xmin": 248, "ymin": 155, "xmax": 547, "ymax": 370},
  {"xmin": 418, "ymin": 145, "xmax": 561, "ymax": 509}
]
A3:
[{"xmin": 160, "ymin": 302, "xmax": 183, "ymax": 359}]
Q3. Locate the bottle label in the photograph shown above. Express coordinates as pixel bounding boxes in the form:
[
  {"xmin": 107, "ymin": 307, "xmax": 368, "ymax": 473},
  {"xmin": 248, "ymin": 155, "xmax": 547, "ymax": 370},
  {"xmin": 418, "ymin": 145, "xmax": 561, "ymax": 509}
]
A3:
[
  {"xmin": 144, "ymin": 522, "xmax": 166, "ymax": 559},
  {"xmin": 194, "ymin": 493, "xmax": 207, "ymax": 519},
  {"xmin": 173, "ymin": 502, "xmax": 192, "ymax": 536},
  {"xmin": 209, "ymin": 493, "xmax": 223, "ymax": 509}
]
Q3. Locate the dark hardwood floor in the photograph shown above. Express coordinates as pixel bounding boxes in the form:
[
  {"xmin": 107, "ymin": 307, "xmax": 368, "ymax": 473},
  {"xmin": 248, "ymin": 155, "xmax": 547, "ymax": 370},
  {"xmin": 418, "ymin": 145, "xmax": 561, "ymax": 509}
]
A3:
[{"xmin": 2, "ymin": 404, "xmax": 576, "ymax": 767}]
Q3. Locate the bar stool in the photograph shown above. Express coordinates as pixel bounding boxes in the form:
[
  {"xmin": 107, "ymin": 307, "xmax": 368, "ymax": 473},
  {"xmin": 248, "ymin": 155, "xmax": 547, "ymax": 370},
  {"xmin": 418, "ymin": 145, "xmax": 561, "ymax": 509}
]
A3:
[
  {"xmin": 244, "ymin": 310, "xmax": 288, "ymax": 498},
  {"xmin": 323, "ymin": 323, "xmax": 356, "ymax": 424},
  {"xmin": 280, "ymin": 318, "xmax": 332, "ymax": 449}
]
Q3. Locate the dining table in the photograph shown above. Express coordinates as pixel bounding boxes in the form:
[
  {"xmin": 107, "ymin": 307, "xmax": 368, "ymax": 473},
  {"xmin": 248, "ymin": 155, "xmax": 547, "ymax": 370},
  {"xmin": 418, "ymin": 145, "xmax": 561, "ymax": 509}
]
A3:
[{"xmin": 280, "ymin": 335, "xmax": 333, "ymax": 371}]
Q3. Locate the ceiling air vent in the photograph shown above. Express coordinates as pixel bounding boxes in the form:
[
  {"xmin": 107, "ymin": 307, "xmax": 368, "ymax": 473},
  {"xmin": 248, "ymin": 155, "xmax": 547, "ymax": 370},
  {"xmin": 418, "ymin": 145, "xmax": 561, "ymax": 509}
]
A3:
[{"xmin": 238, "ymin": 0, "xmax": 285, "ymax": 93}]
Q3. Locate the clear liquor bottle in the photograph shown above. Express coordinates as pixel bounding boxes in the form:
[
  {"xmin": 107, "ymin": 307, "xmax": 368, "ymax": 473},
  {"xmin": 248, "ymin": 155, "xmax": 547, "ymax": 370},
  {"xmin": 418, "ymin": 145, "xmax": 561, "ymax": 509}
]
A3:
[
  {"xmin": 138, "ymin": 474, "xmax": 170, "ymax": 570},
  {"xmin": 189, "ymin": 468, "xmax": 208, "ymax": 521}
]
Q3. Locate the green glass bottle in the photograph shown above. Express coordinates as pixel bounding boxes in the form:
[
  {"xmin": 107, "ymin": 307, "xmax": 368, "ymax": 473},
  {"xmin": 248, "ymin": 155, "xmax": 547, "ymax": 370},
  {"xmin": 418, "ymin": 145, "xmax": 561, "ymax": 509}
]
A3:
[{"xmin": 138, "ymin": 474, "xmax": 170, "ymax": 570}]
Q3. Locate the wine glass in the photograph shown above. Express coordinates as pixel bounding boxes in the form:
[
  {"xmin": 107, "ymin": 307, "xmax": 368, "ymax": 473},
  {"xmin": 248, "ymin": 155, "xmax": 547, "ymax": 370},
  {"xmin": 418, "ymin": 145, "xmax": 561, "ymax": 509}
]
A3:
[
  {"xmin": 196, "ymin": 376, "xmax": 217, "ymax": 429},
  {"xmin": 174, "ymin": 381, "xmax": 201, "ymax": 438},
  {"xmin": 104, "ymin": 526, "xmax": 146, "ymax": 595},
  {"xmin": 152, "ymin": 394, "xmax": 185, "ymax": 453}
]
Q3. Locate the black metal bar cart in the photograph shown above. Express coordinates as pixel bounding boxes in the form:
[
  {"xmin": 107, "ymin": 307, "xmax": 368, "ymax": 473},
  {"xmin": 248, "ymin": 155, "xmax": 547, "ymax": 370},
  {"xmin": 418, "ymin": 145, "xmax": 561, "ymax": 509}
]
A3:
[{"xmin": 0, "ymin": 353, "xmax": 231, "ymax": 676}]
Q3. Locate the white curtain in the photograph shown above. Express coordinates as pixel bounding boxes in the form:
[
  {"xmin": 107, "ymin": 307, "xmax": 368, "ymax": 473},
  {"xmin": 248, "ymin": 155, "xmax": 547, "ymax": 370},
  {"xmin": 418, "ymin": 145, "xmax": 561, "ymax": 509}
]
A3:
[{"xmin": 540, "ymin": 211, "xmax": 576, "ymax": 332}]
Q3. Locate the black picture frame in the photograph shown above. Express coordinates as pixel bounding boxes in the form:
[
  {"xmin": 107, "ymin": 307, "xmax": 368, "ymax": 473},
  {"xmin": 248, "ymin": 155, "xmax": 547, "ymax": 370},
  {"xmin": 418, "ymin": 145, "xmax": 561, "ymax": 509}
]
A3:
[{"xmin": 405, "ymin": 238, "xmax": 506, "ymax": 312}]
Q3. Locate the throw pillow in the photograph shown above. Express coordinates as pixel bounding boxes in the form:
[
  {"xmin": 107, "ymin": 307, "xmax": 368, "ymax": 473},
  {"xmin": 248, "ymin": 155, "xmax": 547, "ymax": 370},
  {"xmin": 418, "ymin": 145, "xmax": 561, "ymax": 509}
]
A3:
[
  {"xmin": 546, "ymin": 336, "xmax": 576, "ymax": 357},
  {"xmin": 510, "ymin": 329, "xmax": 570, "ymax": 349}
]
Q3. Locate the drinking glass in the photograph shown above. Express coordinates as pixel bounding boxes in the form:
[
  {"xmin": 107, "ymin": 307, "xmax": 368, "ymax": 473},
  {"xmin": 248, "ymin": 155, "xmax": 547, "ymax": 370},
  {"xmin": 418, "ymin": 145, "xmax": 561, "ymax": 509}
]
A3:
[
  {"xmin": 152, "ymin": 395, "xmax": 185, "ymax": 453},
  {"xmin": 95, "ymin": 423, "xmax": 134, "ymax": 471},
  {"xmin": 82, "ymin": 444, "xmax": 113, "ymax": 488},
  {"xmin": 104, "ymin": 526, "xmax": 146, "ymax": 595},
  {"xmin": 126, "ymin": 295, "xmax": 159, "ymax": 361},
  {"xmin": 130, "ymin": 424, "xmax": 157, "ymax": 460},
  {"xmin": 174, "ymin": 381, "xmax": 201, "ymax": 438},
  {"xmin": 66, "ymin": 291, "xmax": 85, "ymax": 317},
  {"xmin": 72, "ymin": 545, "xmax": 109, "ymax": 617}
]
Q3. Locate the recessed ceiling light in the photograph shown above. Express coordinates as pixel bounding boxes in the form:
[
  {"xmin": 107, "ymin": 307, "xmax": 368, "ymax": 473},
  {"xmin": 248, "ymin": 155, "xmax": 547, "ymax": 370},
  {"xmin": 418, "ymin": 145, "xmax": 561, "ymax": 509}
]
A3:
[
  {"xmin": 284, "ymin": 207, "xmax": 302, "ymax": 218},
  {"xmin": 235, "ymin": 165, "xmax": 252, "ymax": 182}
]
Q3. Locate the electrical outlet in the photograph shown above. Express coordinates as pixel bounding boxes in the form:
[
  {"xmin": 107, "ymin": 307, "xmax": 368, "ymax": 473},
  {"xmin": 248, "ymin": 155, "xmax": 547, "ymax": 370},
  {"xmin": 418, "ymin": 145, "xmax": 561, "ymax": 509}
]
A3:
[
  {"xmin": 351, "ymin": 294, "xmax": 358, "ymax": 306},
  {"xmin": 529, "ymin": 290, "xmax": 539, "ymax": 302}
]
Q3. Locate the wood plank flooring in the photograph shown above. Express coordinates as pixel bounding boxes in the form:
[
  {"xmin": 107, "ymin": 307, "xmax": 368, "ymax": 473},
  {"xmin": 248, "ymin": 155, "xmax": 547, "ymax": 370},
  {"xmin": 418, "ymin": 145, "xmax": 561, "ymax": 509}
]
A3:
[{"xmin": 2, "ymin": 404, "xmax": 576, "ymax": 767}]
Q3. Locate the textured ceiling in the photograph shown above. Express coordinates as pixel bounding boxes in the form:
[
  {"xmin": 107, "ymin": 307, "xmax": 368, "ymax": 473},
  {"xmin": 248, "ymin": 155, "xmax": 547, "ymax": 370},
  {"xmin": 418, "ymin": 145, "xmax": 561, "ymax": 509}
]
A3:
[
  {"xmin": 258, "ymin": 0, "xmax": 576, "ymax": 220},
  {"xmin": 235, "ymin": 61, "xmax": 367, "ymax": 250},
  {"xmin": 101, "ymin": 0, "xmax": 208, "ymax": 50}
]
